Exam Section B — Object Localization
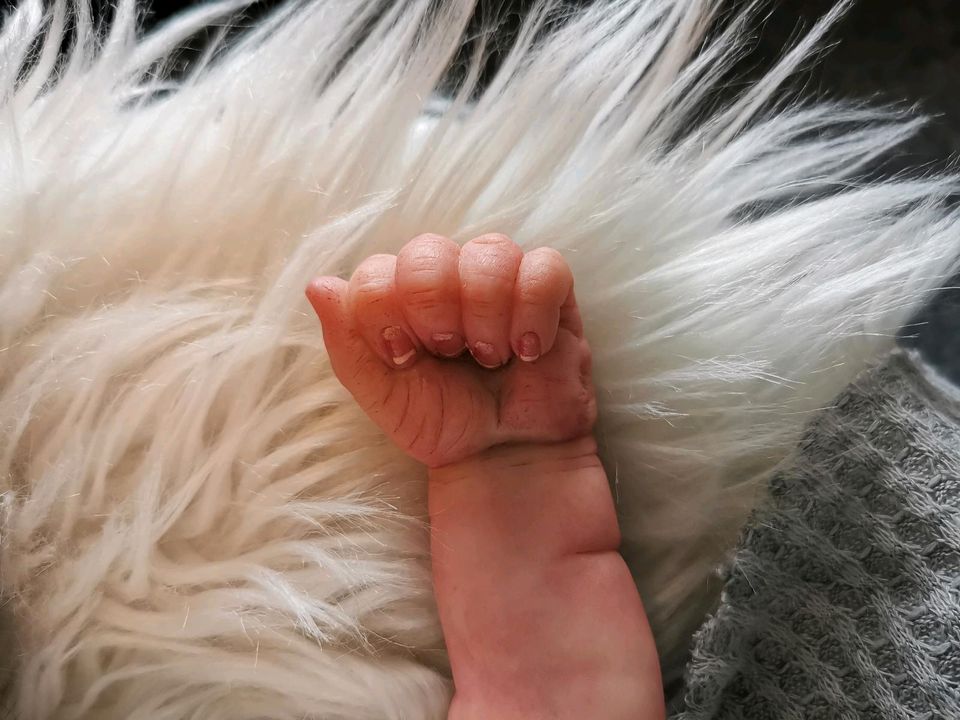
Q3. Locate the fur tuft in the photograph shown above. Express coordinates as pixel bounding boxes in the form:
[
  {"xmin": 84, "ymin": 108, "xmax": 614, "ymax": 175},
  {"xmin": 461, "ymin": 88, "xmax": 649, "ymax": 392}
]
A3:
[{"xmin": 1, "ymin": 0, "xmax": 958, "ymax": 717}]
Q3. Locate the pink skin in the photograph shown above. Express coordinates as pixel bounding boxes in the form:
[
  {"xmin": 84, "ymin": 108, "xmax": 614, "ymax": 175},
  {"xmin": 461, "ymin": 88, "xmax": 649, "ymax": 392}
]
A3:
[{"xmin": 307, "ymin": 233, "xmax": 665, "ymax": 720}]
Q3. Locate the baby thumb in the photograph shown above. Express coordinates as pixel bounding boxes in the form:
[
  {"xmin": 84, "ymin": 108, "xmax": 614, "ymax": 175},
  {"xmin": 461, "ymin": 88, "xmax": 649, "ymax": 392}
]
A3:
[
  {"xmin": 306, "ymin": 272, "xmax": 344, "ymax": 316},
  {"xmin": 305, "ymin": 276, "xmax": 388, "ymax": 406},
  {"xmin": 306, "ymin": 276, "xmax": 346, "ymax": 326},
  {"xmin": 306, "ymin": 276, "xmax": 355, "ymax": 367}
]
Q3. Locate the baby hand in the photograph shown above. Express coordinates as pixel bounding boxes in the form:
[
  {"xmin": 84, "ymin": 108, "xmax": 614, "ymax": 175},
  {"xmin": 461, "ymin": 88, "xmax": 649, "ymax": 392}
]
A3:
[
  {"xmin": 307, "ymin": 236, "xmax": 665, "ymax": 720},
  {"xmin": 306, "ymin": 234, "xmax": 595, "ymax": 468}
]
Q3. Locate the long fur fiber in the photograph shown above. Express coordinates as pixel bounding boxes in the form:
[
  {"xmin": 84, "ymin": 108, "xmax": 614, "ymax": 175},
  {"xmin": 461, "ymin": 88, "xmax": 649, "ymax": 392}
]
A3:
[{"xmin": 1, "ymin": 0, "xmax": 958, "ymax": 717}]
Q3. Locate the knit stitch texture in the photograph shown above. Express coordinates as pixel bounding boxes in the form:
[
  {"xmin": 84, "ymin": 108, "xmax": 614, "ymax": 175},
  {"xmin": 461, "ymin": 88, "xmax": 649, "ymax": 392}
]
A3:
[{"xmin": 676, "ymin": 349, "xmax": 960, "ymax": 719}]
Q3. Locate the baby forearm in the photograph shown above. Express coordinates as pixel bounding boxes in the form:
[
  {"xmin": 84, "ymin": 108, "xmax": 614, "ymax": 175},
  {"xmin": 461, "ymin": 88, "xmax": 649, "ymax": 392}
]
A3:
[{"xmin": 428, "ymin": 437, "xmax": 665, "ymax": 720}]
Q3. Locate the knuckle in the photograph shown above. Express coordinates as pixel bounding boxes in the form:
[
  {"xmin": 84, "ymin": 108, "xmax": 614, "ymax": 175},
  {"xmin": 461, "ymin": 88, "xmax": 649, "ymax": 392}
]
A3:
[
  {"xmin": 357, "ymin": 253, "xmax": 396, "ymax": 271},
  {"xmin": 461, "ymin": 294, "xmax": 503, "ymax": 318},
  {"xmin": 460, "ymin": 259, "xmax": 521, "ymax": 299},
  {"xmin": 462, "ymin": 234, "xmax": 524, "ymax": 271},
  {"xmin": 398, "ymin": 265, "xmax": 453, "ymax": 291},
  {"xmin": 519, "ymin": 248, "xmax": 572, "ymax": 304},
  {"xmin": 465, "ymin": 232, "xmax": 519, "ymax": 250},
  {"xmin": 352, "ymin": 279, "xmax": 390, "ymax": 304},
  {"xmin": 406, "ymin": 232, "xmax": 457, "ymax": 251},
  {"xmin": 399, "ymin": 234, "xmax": 458, "ymax": 266},
  {"xmin": 397, "ymin": 237, "xmax": 460, "ymax": 305},
  {"xmin": 402, "ymin": 285, "xmax": 450, "ymax": 312},
  {"xmin": 460, "ymin": 269, "xmax": 516, "ymax": 309},
  {"xmin": 517, "ymin": 280, "xmax": 557, "ymax": 306},
  {"xmin": 352, "ymin": 254, "xmax": 395, "ymax": 290},
  {"xmin": 528, "ymin": 245, "xmax": 567, "ymax": 269},
  {"xmin": 461, "ymin": 273, "xmax": 512, "ymax": 299}
]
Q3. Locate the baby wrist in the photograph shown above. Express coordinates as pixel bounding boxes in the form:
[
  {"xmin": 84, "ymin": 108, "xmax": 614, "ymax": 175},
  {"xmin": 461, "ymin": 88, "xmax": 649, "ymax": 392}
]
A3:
[{"xmin": 428, "ymin": 434, "xmax": 601, "ymax": 485}]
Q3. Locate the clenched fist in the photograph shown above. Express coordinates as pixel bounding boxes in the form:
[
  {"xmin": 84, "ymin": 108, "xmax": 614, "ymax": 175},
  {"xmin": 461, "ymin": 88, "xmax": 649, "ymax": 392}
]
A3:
[{"xmin": 306, "ymin": 233, "xmax": 596, "ymax": 467}]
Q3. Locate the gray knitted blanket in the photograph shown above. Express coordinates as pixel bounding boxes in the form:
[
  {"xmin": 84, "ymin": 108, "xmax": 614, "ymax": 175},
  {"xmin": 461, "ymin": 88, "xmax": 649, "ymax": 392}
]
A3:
[{"xmin": 675, "ymin": 350, "xmax": 960, "ymax": 719}]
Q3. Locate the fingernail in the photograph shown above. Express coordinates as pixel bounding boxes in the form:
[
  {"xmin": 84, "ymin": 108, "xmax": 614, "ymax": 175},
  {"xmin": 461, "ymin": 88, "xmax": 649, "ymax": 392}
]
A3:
[
  {"xmin": 518, "ymin": 332, "xmax": 541, "ymax": 362},
  {"xmin": 431, "ymin": 332, "xmax": 464, "ymax": 357},
  {"xmin": 471, "ymin": 341, "xmax": 501, "ymax": 368},
  {"xmin": 383, "ymin": 326, "xmax": 416, "ymax": 367}
]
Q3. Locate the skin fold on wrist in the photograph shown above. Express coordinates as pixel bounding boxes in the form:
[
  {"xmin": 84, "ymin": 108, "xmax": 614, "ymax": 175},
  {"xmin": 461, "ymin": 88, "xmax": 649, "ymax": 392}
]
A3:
[{"xmin": 428, "ymin": 434, "xmax": 602, "ymax": 485}]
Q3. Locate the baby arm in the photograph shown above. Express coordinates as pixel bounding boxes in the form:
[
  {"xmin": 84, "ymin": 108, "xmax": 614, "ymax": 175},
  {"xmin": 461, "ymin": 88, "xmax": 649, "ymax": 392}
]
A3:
[
  {"xmin": 431, "ymin": 438, "xmax": 664, "ymax": 720},
  {"xmin": 307, "ymin": 233, "xmax": 664, "ymax": 720}
]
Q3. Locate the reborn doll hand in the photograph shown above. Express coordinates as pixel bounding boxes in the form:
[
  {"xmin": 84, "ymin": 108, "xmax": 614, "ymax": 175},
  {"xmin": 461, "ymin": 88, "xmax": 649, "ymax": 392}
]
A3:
[{"xmin": 305, "ymin": 233, "xmax": 595, "ymax": 467}]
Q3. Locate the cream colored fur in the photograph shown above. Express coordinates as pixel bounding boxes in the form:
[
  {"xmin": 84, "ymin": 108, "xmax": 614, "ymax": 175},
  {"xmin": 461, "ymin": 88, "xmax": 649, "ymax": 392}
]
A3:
[{"xmin": 1, "ymin": 0, "xmax": 958, "ymax": 717}]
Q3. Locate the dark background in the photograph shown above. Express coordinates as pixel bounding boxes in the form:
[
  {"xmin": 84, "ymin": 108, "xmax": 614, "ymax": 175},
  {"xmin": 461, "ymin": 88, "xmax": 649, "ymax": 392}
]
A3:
[{"xmin": 3, "ymin": 0, "xmax": 959, "ymax": 378}]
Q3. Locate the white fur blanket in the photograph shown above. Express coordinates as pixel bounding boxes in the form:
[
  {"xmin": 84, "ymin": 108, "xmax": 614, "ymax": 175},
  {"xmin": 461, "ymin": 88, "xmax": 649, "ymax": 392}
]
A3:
[{"xmin": 1, "ymin": 1, "xmax": 958, "ymax": 717}]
